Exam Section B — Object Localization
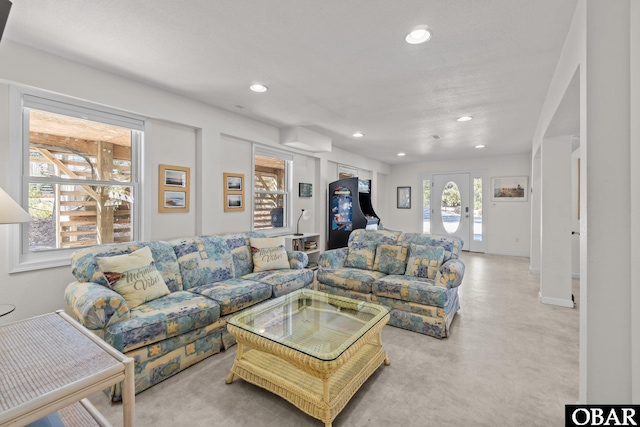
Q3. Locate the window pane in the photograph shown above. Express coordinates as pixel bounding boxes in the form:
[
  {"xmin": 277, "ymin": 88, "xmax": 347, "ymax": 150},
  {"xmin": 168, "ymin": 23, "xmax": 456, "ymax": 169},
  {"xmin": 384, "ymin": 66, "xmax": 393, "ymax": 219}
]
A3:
[
  {"xmin": 254, "ymin": 151, "xmax": 290, "ymax": 231},
  {"xmin": 28, "ymin": 183, "xmax": 134, "ymax": 251},
  {"xmin": 255, "ymin": 193, "xmax": 287, "ymax": 230},
  {"xmin": 423, "ymin": 179, "xmax": 431, "ymax": 233},
  {"xmin": 474, "ymin": 178, "xmax": 483, "ymax": 241},
  {"xmin": 441, "ymin": 181, "xmax": 461, "ymax": 234},
  {"xmin": 255, "ymin": 155, "xmax": 285, "ymax": 191},
  {"xmin": 29, "ymin": 109, "xmax": 132, "ymax": 182}
]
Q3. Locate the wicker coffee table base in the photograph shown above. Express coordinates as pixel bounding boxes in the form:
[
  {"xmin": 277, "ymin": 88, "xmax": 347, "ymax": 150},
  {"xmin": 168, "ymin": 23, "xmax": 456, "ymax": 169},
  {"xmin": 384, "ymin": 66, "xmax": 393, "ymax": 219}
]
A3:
[{"xmin": 225, "ymin": 315, "xmax": 390, "ymax": 427}]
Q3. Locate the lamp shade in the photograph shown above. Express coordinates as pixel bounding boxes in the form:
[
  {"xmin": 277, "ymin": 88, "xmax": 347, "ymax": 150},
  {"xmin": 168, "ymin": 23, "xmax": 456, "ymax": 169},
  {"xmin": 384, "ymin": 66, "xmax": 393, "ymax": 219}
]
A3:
[{"xmin": 0, "ymin": 187, "xmax": 31, "ymax": 224}]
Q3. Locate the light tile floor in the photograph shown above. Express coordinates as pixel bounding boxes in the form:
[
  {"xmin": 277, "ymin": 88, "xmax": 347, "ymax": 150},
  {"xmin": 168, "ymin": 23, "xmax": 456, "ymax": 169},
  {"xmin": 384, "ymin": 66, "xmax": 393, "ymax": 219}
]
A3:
[{"xmin": 90, "ymin": 252, "xmax": 579, "ymax": 426}]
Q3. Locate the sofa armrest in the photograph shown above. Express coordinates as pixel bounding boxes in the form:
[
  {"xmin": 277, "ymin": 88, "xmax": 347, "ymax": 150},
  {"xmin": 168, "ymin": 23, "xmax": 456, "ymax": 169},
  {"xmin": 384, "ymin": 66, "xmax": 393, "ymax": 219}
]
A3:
[
  {"xmin": 318, "ymin": 248, "xmax": 348, "ymax": 269},
  {"xmin": 438, "ymin": 258, "xmax": 465, "ymax": 288},
  {"xmin": 287, "ymin": 250, "xmax": 309, "ymax": 269},
  {"xmin": 64, "ymin": 281, "xmax": 131, "ymax": 334}
]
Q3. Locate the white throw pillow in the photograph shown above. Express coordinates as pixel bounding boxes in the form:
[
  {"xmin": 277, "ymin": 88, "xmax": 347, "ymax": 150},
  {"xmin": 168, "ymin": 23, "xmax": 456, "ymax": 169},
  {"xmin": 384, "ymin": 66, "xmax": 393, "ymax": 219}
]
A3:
[
  {"xmin": 250, "ymin": 237, "xmax": 290, "ymax": 272},
  {"xmin": 96, "ymin": 246, "xmax": 170, "ymax": 308}
]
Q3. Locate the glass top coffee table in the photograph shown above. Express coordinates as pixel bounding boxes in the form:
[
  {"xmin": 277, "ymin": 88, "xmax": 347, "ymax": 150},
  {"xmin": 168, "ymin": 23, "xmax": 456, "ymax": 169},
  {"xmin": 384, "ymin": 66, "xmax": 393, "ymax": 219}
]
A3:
[{"xmin": 225, "ymin": 289, "xmax": 390, "ymax": 427}]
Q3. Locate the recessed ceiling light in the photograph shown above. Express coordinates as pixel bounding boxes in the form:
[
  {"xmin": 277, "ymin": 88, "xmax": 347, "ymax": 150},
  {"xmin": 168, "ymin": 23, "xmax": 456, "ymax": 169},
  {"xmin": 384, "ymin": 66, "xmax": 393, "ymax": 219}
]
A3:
[
  {"xmin": 405, "ymin": 27, "xmax": 432, "ymax": 44},
  {"xmin": 397, "ymin": 152, "xmax": 406, "ymax": 156},
  {"xmin": 457, "ymin": 116, "xmax": 473, "ymax": 122},
  {"xmin": 475, "ymin": 144, "xmax": 486, "ymax": 149},
  {"xmin": 353, "ymin": 132, "xmax": 364, "ymax": 138},
  {"xmin": 249, "ymin": 83, "xmax": 268, "ymax": 93}
]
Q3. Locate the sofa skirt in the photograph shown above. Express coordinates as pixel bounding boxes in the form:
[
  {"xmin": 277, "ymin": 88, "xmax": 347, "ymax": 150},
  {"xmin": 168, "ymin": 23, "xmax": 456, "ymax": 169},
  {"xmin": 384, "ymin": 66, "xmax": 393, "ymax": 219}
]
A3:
[
  {"xmin": 378, "ymin": 291, "xmax": 460, "ymax": 339},
  {"xmin": 317, "ymin": 283, "xmax": 371, "ymax": 302},
  {"xmin": 109, "ymin": 320, "xmax": 226, "ymax": 400}
]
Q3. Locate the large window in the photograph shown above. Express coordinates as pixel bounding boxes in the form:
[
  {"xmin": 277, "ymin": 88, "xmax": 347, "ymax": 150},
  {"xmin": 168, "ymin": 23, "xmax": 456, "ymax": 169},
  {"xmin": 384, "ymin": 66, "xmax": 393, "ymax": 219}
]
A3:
[
  {"xmin": 254, "ymin": 147, "xmax": 292, "ymax": 231},
  {"xmin": 10, "ymin": 88, "xmax": 144, "ymax": 271}
]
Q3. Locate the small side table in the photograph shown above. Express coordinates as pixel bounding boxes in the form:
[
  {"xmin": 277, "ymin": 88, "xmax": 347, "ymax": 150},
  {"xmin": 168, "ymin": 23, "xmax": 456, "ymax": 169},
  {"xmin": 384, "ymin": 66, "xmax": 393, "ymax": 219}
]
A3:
[
  {"xmin": 0, "ymin": 304, "xmax": 15, "ymax": 317},
  {"xmin": 0, "ymin": 310, "xmax": 135, "ymax": 426}
]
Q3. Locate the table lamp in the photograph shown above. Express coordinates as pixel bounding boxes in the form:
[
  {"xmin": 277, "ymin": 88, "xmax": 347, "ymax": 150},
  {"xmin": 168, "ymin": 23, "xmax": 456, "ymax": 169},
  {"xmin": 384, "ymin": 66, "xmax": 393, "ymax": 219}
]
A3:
[
  {"xmin": 0, "ymin": 186, "xmax": 30, "ymax": 316},
  {"xmin": 0, "ymin": 186, "xmax": 32, "ymax": 224},
  {"xmin": 294, "ymin": 209, "xmax": 311, "ymax": 236}
]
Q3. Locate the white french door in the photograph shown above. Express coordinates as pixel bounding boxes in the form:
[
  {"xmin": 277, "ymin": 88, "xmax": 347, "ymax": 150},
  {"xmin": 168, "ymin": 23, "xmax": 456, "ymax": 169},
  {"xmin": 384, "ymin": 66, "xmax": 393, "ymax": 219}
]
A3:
[{"xmin": 431, "ymin": 173, "xmax": 471, "ymax": 250}]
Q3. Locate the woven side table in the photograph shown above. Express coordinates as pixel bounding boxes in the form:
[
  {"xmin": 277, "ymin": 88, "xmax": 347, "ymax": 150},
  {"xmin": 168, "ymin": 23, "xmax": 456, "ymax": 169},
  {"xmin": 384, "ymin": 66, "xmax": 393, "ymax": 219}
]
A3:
[{"xmin": 0, "ymin": 311, "xmax": 135, "ymax": 427}]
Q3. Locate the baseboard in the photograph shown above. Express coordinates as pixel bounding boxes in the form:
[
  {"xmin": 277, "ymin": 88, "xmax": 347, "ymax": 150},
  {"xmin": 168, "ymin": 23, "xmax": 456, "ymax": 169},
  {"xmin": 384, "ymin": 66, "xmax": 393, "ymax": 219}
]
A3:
[
  {"xmin": 485, "ymin": 251, "xmax": 530, "ymax": 258},
  {"xmin": 539, "ymin": 292, "xmax": 574, "ymax": 308}
]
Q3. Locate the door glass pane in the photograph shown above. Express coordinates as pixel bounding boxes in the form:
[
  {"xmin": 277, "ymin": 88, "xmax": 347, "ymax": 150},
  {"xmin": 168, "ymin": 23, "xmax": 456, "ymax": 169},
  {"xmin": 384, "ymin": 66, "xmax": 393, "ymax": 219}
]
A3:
[
  {"xmin": 474, "ymin": 178, "xmax": 483, "ymax": 241},
  {"xmin": 441, "ymin": 181, "xmax": 461, "ymax": 234},
  {"xmin": 423, "ymin": 179, "xmax": 430, "ymax": 233}
]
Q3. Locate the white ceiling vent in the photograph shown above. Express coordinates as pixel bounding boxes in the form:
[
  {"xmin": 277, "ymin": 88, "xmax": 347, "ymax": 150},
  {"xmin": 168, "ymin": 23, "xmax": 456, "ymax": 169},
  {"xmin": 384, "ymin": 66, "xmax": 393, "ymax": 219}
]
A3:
[{"xmin": 280, "ymin": 126, "xmax": 332, "ymax": 153}]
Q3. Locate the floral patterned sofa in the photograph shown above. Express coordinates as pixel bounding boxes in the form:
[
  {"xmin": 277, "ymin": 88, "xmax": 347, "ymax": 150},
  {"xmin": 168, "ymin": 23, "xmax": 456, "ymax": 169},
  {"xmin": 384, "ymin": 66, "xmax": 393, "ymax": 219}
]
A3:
[
  {"xmin": 64, "ymin": 232, "xmax": 314, "ymax": 400},
  {"xmin": 317, "ymin": 229, "xmax": 465, "ymax": 338}
]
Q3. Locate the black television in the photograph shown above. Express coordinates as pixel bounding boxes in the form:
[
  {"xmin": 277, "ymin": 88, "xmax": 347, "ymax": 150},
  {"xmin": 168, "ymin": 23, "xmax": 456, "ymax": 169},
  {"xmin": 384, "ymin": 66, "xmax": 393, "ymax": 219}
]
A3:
[{"xmin": 0, "ymin": 0, "xmax": 11, "ymax": 42}]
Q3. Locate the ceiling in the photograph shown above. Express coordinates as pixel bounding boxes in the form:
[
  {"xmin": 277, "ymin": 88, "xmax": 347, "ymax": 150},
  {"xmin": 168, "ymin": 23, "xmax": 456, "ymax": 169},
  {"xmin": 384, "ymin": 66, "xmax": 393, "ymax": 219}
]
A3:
[{"xmin": 4, "ymin": 0, "xmax": 579, "ymax": 164}]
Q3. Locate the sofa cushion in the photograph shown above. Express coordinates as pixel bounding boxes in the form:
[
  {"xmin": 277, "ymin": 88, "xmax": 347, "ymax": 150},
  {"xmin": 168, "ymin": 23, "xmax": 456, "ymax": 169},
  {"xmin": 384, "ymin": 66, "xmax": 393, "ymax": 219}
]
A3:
[
  {"xmin": 405, "ymin": 244, "xmax": 445, "ymax": 280},
  {"xmin": 96, "ymin": 246, "xmax": 171, "ymax": 308},
  {"xmin": 373, "ymin": 244, "xmax": 408, "ymax": 275},
  {"xmin": 344, "ymin": 241, "xmax": 377, "ymax": 270},
  {"xmin": 250, "ymin": 237, "xmax": 290, "ymax": 272},
  {"xmin": 104, "ymin": 291, "xmax": 221, "ymax": 353},
  {"xmin": 243, "ymin": 269, "xmax": 314, "ymax": 297},
  {"xmin": 372, "ymin": 275, "xmax": 449, "ymax": 307},
  {"xmin": 169, "ymin": 236, "xmax": 235, "ymax": 290},
  {"xmin": 189, "ymin": 278, "xmax": 272, "ymax": 315},
  {"xmin": 71, "ymin": 241, "xmax": 183, "ymax": 292},
  {"xmin": 221, "ymin": 232, "xmax": 266, "ymax": 277},
  {"xmin": 316, "ymin": 267, "xmax": 387, "ymax": 294},
  {"xmin": 399, "ymin": 233, "xmax": 463, "ymax": 261}
]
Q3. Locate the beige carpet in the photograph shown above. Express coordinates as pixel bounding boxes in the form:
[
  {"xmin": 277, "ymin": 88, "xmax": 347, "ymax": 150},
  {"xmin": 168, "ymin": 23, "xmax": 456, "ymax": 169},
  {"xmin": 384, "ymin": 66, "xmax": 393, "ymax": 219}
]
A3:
[{"xmin": 90, "ymin": 252, "xmax": 579, "ymax": 426}]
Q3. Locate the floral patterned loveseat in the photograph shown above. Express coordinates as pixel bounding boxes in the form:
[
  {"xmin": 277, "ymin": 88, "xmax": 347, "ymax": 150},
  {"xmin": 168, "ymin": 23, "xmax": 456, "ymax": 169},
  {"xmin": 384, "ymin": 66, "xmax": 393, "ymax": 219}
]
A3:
[
  {"xmin": 317, "ymin": 229, "xmax": 465, "ymax": 339},
  {"xmin": 64, "ymin": 232, "xmax": 314, "ymax": 400}
]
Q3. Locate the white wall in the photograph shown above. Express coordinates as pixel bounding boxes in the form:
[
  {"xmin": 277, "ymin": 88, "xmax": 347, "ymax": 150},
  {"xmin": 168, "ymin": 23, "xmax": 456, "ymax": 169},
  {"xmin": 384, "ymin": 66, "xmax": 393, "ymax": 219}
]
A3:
[
  {"xmin": 532, "ymin": 0, "xmax": 639, "ymax": 403},
  {"xmin": 386, "ymin": 153, "xmax": 532, "ymax": 256},
  {"xmin": 0, "ymin": 41, "xmax": 390, "ymax": 324},
  {"xmin": 148, "ymin": 120, "xmax": 198, "ymax": 240}
]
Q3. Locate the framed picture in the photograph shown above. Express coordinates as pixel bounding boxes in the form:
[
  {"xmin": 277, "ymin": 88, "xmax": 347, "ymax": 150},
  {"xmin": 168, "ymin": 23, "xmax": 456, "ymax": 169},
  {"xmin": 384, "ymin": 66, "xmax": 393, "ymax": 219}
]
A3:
[
  {"xmin": 163, "ymin": 191, "xmax": 186, "ymax": 209},
  {"xmin": 491, "ymin": 176, "xmax": 529, "ymax": 201},
  {"xmin": 299, "ymin": 182, "xmax": 312, "ymax": 197},
  {"xmin": 223, "ymin": 172, "xmax": 245, "ymax": 212},
  {"xmin": 164, "ymin": 168, "xmax": 187, "ymax": 187},
  {"xmin": 226, "ymin": 194, "xmax": 243, "ymax": 210},
  {"xmin": 226, "ymin": 174, "xmax": 242, "ymax": 191},
  {"xmin": 397, "ymin": 186, "xmax": 411, "ymax": 209},
  {"xmin": 159, "ymin": 164, "xmax": 190, "ymax": 213}
]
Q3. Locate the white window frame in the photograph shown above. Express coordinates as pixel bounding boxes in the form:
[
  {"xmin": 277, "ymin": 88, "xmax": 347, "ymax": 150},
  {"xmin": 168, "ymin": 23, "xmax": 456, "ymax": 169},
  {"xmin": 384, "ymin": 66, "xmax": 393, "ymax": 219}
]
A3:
[
  {"xmin": 252, "ymin": 145, "xmax": 293, "ymax": 235},
  {"xmin": 8, "ymin": 86, "xmax": 145, "ymax": 272}
]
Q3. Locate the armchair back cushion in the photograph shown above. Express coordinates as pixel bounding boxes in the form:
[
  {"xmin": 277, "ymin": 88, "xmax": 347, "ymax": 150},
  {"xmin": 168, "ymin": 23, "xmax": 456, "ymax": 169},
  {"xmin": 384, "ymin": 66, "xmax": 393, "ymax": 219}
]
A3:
[
  {"xmin": 405, "ymin": 244, "xmax": 445, "ymax": 280},
  {"xmin": 399, "ymin": 233, "xmax": 463, "ymax": 261},
  {"xmin": 348, "ymin": 229, "xmax": 402, "ymax": 246},
  {"xmin": 344, "ymin": 241, "xmax": 377, "ymax": 270},
  {"xmin": 373, "ymin": 244, "xmax": 409, "ymax": 275}
]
